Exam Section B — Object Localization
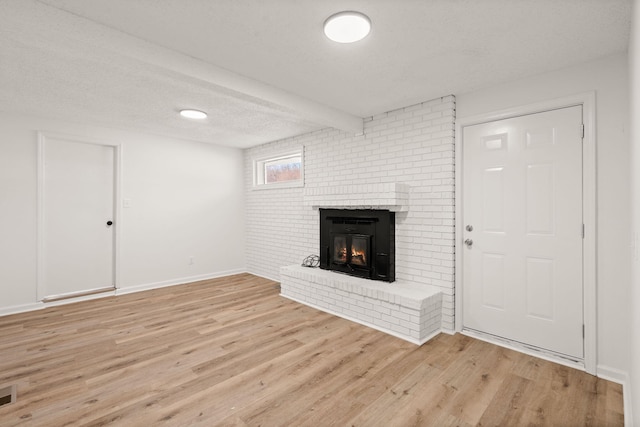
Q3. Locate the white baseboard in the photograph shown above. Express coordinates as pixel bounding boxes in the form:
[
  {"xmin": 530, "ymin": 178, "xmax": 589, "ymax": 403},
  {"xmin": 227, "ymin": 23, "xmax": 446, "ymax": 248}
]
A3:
[
  {"xmin": 246, "ymin": 270, "xmax": 280, "ymax": 283},
  {"xmin": 0, "ymin": 302, "xmax": 45, "ymax": 317},
  {"xmin": 116, "ymin": 269, "xmax": 247, "ymax": 296},
  {"xmin": 624, "ymin": 382, "xmax": 633, "ymax": 427},
  {"xmin": 0, "ymin": 269, "xmax": 248, "ymax": 317},
  {"xmin": 43, "ymin": 289, "xmax": 117, "ymax": 307},
  {"xmin": 597, "ymin": 365, "xmax": 632, "ymax": 427},
  {"xmin": 624, "ymin": 383, "xmax": 633, "ymax": 427},
  {"xmin": 597, "ymin": 365, "xmax": 629, "ymax": 384}
]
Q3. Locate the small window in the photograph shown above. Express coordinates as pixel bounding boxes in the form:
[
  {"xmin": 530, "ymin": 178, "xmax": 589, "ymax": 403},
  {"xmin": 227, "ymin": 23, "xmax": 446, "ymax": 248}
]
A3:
[{"xmin": 253, "ymin": 149, "xmax": 304, "ymax": 189}]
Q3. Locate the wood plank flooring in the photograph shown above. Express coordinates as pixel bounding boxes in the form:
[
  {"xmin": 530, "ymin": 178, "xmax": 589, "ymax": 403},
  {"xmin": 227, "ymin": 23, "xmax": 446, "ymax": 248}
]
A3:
[{"xmin": 0, "ymin": 273, "xmax": 624, "ymax": 426}]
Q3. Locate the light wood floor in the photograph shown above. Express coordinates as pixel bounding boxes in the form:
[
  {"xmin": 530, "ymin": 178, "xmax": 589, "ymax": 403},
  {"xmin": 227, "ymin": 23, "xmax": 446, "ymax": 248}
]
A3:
[{"xmin": 0, "ymin": 273, "xmax": 623, "ymax": 426}]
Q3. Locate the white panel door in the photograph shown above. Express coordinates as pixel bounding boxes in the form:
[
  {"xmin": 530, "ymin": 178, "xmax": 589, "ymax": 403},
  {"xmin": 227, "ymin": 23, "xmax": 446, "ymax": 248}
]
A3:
[
  {"xmin": 462, "ymin": 106, "xmax": 583, "ymax": 359},
  {"xmin": 41, "ymin": 137, "xmax": 115, "ymax": 299}
]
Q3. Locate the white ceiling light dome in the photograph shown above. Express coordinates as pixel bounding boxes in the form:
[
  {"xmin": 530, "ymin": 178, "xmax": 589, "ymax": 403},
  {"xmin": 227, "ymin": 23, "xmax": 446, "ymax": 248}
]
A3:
[
  {"xmin": 179, "ymin": 109, "xmax": 207, "ymax": 119},
  {"xmin": 323, "ymin": 11, "xmax": 371, "ymax": 43}
]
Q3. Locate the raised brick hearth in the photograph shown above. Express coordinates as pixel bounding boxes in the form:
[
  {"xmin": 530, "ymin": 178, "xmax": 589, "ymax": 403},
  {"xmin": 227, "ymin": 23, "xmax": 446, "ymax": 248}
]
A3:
[{"xmin": 280, "ymin": 265, "xmax": 442, "ymax": 344}]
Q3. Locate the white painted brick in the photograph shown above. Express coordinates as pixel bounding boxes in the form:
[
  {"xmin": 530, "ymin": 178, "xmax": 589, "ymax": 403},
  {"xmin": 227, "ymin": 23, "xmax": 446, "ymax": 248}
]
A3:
[
  {"xmin": 247, "ymin": 96, "xmax": 455, "ymax": 337},
  {"xmin": 373, "ymin": 318, "xmax": 392, "ymax": 330},
  {"xmin": 391, "ymin": 324, "xmax": 413, "ymax": 337},
  {"xmin": 393, "ymin": 310, "xmax": 413, "ymax": 322},
  {"xmin": 380, "ymin": 313, "xmax": 401, "ymax": 325}
]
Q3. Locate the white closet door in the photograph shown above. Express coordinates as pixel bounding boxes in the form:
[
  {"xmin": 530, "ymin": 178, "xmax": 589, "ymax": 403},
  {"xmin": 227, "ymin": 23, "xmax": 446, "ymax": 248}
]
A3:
[{"xmin": 41, "ymin": 136, "xmax": 115, "ymax": 299}]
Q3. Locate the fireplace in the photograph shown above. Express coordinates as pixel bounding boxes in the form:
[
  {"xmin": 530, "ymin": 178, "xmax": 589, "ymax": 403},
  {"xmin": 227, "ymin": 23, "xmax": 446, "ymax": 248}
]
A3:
[{"xmin": 319, "ymin": 209, "xmax": 395, "ymax": 282}]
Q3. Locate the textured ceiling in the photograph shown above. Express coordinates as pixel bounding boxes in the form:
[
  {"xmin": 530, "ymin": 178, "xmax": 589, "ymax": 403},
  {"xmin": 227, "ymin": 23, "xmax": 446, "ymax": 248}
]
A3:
[{"xmin": 0, "ymin": 0, "xmax": 632, "ymax": 148}]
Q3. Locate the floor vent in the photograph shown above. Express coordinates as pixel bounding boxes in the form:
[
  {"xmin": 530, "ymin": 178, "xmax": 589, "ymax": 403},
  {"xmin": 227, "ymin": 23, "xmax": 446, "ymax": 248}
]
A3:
[{"xmin": 0, "ymin": 385, "xmax": 16, "ymax": 407}]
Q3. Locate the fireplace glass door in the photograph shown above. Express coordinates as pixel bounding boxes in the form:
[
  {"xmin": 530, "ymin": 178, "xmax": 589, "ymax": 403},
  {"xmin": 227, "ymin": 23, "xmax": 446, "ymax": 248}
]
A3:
[
  {"xmin": 332, "ymin": 235, "xmax": 348, "ymax": 264},
  {"xmin": 331, "ymin": 233, "xmax": 371, "ymax": 269},
  {"xmin": 350, "ymin": 235, "xmax": 369, "ymax": 266}
]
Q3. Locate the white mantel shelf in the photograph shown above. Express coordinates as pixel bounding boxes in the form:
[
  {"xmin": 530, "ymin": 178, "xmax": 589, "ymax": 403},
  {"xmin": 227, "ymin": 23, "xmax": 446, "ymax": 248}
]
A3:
[{"xmin": 302, "ymin": 183, "xmax": 410, "ymax": 212}]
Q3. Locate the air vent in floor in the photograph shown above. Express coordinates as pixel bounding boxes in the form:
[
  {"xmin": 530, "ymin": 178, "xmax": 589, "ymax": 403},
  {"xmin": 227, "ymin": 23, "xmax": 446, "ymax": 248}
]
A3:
[{"xmin": 0, "ymin": 385, "xmax": 16, "ymax": 407}]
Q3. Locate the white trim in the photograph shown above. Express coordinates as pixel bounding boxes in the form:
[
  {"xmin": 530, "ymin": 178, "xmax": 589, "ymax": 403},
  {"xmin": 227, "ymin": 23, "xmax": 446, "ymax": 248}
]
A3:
[
  {"xmin": 36, "ymin": 135, "xmax": 46, "ymax": 301},
  {"xmin": 252, "ymin": 147, "xmax": 304, "ymax": 189},
  {"xmin": 1, "ymin": 270, "xmax": 248, "ymax": 317},
  {"xmin": 0, "ymin": 289, "xmax": 119, "ymax": 315},
  {"xmin": 454, "ymin": 113, "xmax": 463, "ymax": 333},
  {"xmin": 462, "ymin": 328, "xmax": 585, "ymax": 371},
  {"xmin": 247, "ymin": 271, "xmax": 281, "ymax": 283},
  {"xmin": 454, "ymin": 92, "xmax": 597, "ymax": 374},
  {"xmin": 582, "ymin": 93, "xmax": 598, "ymax": 375},
  {"xmin": 42, "ymin": 288, "xmax": 117, "ymax": 308},
  {"xmin": 0, "ymin": 302, "xmax": 45, "ymax": 317},
  {"xmin": 596, "ymin": 366, "xmax": 632, "ymax": 427},
  {"xmin": 597, "ymin": 365, "xmax": 630, "ymax": 385},
  {"xmin": 113, "ymin": 144, "xmax": 123, "ymax": 290},
  {"xmin": 624, "ymin": 379, "xmax": 633, "ymax": 427},
  {"xmin": 115, "ymin": 269, "xmax": 246, "ymax": 296},
  {"xmin": 43, "ymin": 286, "xmax": 115, "ymax": 302},
  {"xmin": 36, "ymin": 132, "xmax": 122, "ymax": 301},
  {"xmin": 251, "ymin": 180, "xmax": 305, "ymax": 190}
]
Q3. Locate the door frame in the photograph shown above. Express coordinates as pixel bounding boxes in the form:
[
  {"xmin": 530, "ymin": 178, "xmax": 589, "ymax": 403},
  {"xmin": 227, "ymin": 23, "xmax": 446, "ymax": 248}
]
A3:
[
  {"xmin": 454, "ymin": 92, "xmax": 597, "ymax": 374},
  {"xmin": 36, "ymin": 132, "xmax": 122, "ymax": 302}
]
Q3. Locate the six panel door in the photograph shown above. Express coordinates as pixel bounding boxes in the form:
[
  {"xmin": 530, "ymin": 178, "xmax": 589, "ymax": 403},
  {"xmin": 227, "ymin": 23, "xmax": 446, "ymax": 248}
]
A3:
[{"xmin": 462, "ymin": 106, "xmax": 584, "ymax": 359}]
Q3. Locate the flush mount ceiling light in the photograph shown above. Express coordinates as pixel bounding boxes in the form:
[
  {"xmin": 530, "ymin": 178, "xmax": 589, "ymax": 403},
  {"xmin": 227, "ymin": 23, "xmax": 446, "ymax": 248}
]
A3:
[
  {"xmin": 179, "ymin": 109, "xmax": 207, "ymax": 119},
  {"xmin": 323, "ymin": 11, "xmax": 371, "ymax": 43}
]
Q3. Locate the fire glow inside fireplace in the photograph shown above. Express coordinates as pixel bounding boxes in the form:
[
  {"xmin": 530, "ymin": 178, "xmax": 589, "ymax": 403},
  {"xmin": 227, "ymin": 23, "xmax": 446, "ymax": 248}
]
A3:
[{"xmin": 319, "ymin": 209, "xmax": 395, "ymax": 282}]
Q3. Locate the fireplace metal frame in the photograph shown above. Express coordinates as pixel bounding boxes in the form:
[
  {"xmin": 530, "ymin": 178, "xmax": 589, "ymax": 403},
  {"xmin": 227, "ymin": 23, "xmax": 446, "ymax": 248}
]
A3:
[{"xmin": 319, "ymin": 209, "xmax": 395, "ymax": 282}]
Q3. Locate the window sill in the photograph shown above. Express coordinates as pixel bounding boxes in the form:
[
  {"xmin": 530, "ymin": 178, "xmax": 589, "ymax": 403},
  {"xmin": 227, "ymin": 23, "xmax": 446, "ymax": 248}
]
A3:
[{"xmin": 252, "ymin": 180, "xmax": 304, "ymax": 191}]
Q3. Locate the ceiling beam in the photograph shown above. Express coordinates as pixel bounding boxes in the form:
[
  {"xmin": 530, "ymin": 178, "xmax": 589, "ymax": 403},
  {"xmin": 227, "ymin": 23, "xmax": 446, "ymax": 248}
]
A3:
[
  {"xmin": 40, "ymin": 1, "xmax": 364, "ymax": 136},
  {"xmin": 122, "ymin": 42, "xmax": 365, "ymax": 135}
]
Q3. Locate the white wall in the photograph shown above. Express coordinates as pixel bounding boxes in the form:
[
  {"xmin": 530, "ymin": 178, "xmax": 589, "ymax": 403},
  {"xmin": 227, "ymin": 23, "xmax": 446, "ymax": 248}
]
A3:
[
  {"xmin": 456, "ymin": 53, "xmax": 630, "ymax": 379},
  {"xmin": 244, "ymin": 97, "xmax": 457, "ymax": 330},
  {"xmin": 0, "ymin": 112, "xmax": 246, "ymax": 313},
  {"xmin": 629, "ymin": 0, "xmax": 640, "ymax": 423}
]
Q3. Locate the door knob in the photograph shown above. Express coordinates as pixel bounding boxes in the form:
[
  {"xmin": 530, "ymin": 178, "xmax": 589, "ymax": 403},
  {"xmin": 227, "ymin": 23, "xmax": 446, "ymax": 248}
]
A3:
[
  {"xmin": 464, "ymin": 239, "xmax": 473, "ymax": 247},
  {"xmin": 106, "ymin": 221, "xmax": 113, "ymax": 226}
]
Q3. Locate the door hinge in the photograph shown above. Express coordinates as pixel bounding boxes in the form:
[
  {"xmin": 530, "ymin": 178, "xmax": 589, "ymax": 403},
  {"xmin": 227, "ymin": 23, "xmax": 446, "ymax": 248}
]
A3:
[
  {"xmin": 580, "ymin": 124, "xmax": 585, "ymax": 139},
  {"xmin": 582, "ymin": 224, "xmax": 585, "ymax": 238},
  {"xmin": 582, "ymin": 324, "xmax": 585, "ymax": 338}
]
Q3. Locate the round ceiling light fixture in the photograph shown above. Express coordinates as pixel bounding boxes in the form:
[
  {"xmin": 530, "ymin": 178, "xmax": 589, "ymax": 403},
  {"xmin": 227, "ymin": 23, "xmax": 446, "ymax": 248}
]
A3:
[
  {"xmin": 179, "ymin": 109, "xmax": 207, "ymax": 119},
  {"xmin": 323, "ymin": 11, "xmax": 371, "ymax": 43}
]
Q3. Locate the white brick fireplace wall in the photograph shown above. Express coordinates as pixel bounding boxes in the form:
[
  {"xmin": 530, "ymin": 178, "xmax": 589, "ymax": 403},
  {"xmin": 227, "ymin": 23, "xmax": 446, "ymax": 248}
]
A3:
[{"xmin": 244, "ymin": 95, "xmax": 456, "ymax": 331}]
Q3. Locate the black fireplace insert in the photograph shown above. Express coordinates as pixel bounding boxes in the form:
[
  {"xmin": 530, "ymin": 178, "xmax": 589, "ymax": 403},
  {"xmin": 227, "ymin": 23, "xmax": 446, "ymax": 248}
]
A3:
[{"xmin": 319, "ymin": 209, "xmax": 395, "ymax": 282}]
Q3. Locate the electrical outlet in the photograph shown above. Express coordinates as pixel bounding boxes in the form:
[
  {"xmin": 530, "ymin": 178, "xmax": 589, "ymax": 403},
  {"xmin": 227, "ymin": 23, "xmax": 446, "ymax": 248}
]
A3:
[{"xmin": 189, "ymin": 256, "xmax": 195, "ymax": 265}]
